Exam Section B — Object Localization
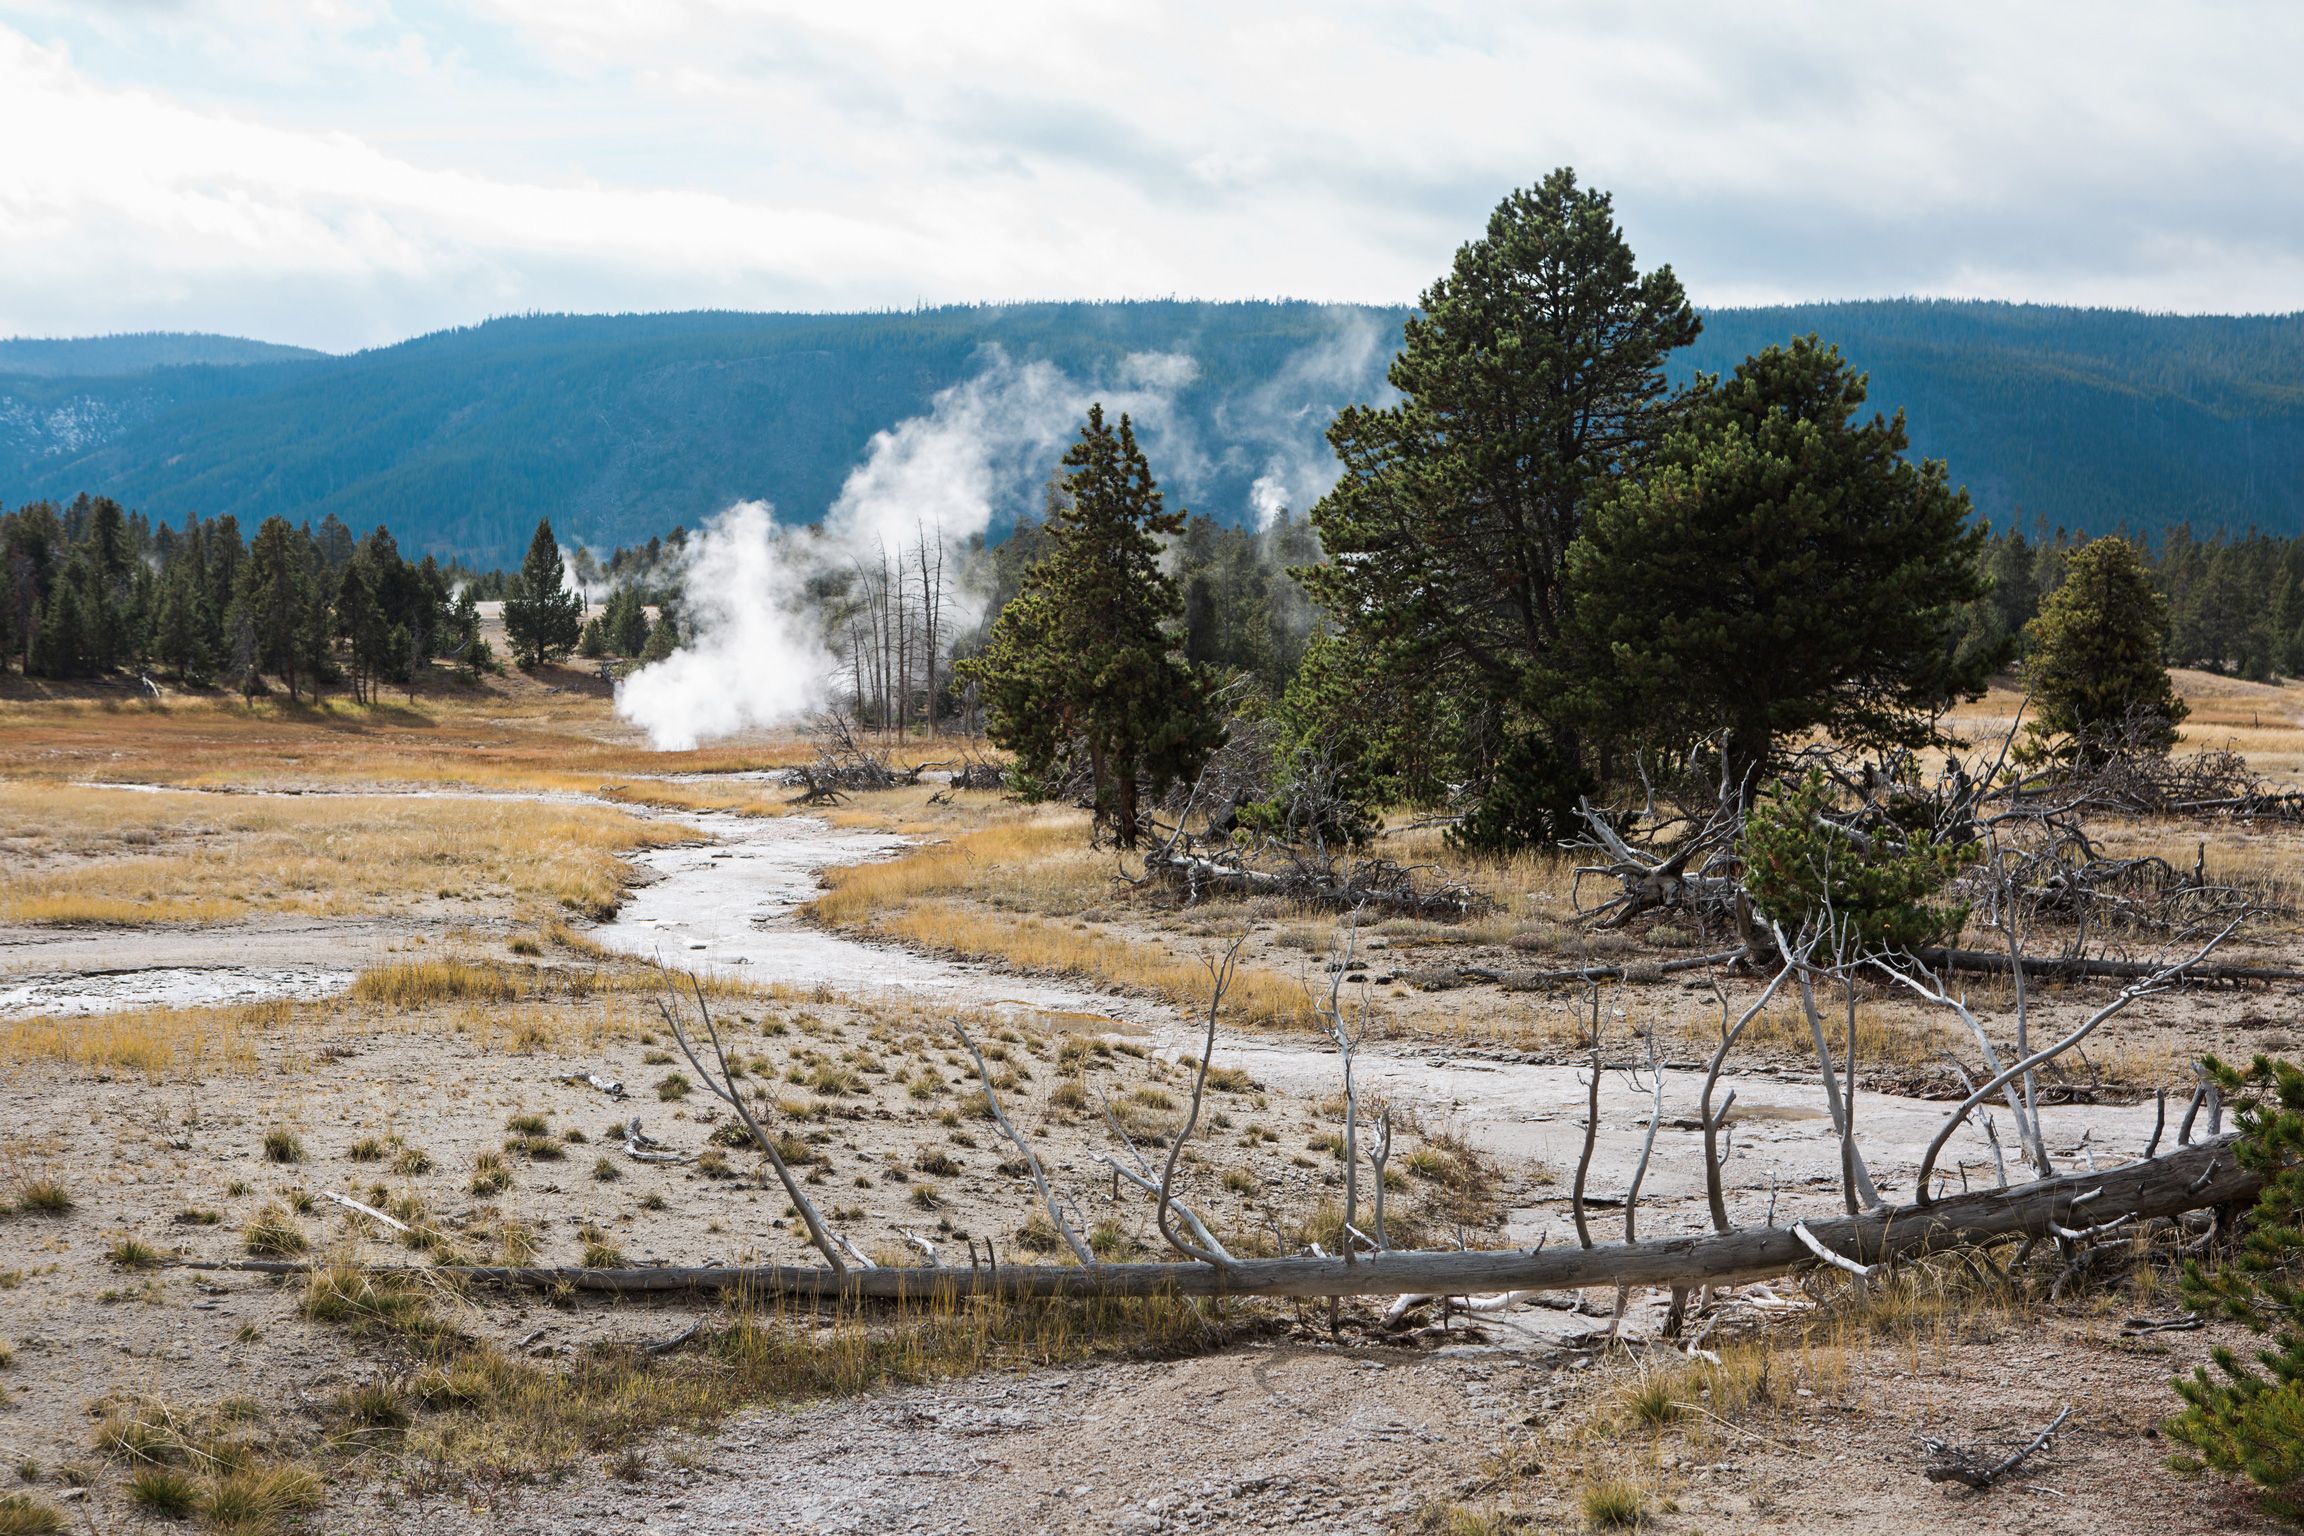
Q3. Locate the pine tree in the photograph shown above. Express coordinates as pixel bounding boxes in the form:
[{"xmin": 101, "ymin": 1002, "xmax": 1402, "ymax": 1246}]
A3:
[
  {"xmin": 2021, "ymin": 536, "xmax": 2188, "ymax": 760},
  {"xmin": 502, "ymin": 519, "xmax": 583, "ymax": 668},
  {"xmin": 960, "ymin": 405, "xmax": 1225, "ymax": 847},
  {"xmin": 234, "ymin": 516, "xmax": 320, "ymax": 700},
  {"xmin": 1564, "ymin": 336, "xmax": 2003, "ymax": 795},
  {"xmin": 1303, "ymin": 169, "xmax": 1700, "ymax": 848}
]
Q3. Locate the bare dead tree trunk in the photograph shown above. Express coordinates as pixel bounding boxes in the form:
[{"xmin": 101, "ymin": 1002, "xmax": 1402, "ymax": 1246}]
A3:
[{"xmin": 209, "ymin": 1131, "xmax": 2257, "ymax": 1300}]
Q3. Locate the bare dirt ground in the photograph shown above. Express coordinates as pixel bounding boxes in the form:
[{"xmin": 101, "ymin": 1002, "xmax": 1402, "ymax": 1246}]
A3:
[{"xmin": 4, "ymin": 670, "xmax": 2301, "ymax": 1532}]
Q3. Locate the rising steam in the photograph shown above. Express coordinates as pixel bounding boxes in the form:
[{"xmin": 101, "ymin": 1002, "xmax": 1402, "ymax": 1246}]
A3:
[
  {"xmin": 612, "ymin": 502, "xmax": 830, "ymax": 751},
  {"xmin": 614, "ymin": 324, "xmax": 1384, "ymax": 751}
]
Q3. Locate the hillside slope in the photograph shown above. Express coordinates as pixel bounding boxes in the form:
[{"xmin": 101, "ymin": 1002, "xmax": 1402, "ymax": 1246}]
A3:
[{"xmin": 3, "ymin": 300, "xmax": 2301, "ymax": 562}]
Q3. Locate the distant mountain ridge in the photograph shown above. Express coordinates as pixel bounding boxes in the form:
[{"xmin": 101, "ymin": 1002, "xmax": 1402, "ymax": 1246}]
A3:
[
  {"xmin": 3, "ymin": 300, "xmax": 2301, "ymax": 564},
  {"xmin": 0, "ymin": 331, "xmax": 328, "ymax": 377}
]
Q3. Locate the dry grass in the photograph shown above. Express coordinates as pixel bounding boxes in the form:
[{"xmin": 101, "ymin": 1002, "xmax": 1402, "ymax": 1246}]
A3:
[
  {"xmin": 0, "ymin": 686, "xmax": 814, "ymax": 793},
  {"xmin": 2, "ymin": 1003, "xmax": 271, "ymax": 1078},
  {"xmin": 281, "ymin": 1261, "xmax": 1257, "ymax": 1487},
  {"xmin": 0, "ymin": 782, "xmax": 695, "ymax": 926}
]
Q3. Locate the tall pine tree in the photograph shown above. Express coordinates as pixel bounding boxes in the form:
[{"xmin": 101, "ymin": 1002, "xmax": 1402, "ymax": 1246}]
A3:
[
  {"xmin": 961, "ymin": 406, "xmax": 1224, "ymax": 847},
  {"xmin": 503, "ymin": 518, "xmax": 583, "ymax": 668}
]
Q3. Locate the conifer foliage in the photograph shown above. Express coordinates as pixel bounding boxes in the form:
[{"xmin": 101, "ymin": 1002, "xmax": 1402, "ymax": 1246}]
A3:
[
  {"xmin": 1566, "ymin": 336, "xmax": 2002, "ymax": 795},
  {"xmin": 2171, "ymin": 1054, "xmax": 2304, "ymax": 1519},
  {"xmin": 961, "ymin": 405, "xmax": 1225, "ymax": 847},
  {"xmin": 502, "ymin": 518, "xmax": 585, "ymax": 669},
  {"xmin": 2020, "ymin": 535, "xmax": 2189, "ymax": 761}
]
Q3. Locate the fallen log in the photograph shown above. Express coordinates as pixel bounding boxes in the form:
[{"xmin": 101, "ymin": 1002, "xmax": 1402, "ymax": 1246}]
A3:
[
  {"xmin": 1909, "ymin": 946, "xmax": 2304, "ymax": 986},
  {"xmin": 177, "ymin": 1134, "xmax": 2254, "ymax": 1302}
]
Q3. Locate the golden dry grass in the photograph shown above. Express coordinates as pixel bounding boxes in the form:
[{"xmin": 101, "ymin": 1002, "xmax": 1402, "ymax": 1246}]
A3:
[
  {"xmin": 0, "ymin": 782, "xmax": 696, "ymax": 925},
  {"xmin": 0, "ymin": 686, "xmax": 815, "ymax": 794},
  {"xmin": 3, "ymin": 1002, "xmax": 278, "ymax": 1078}
]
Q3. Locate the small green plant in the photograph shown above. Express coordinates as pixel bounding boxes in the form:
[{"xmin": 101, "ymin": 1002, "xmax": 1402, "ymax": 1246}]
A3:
[
  {"xmin": 1578, "ymin": 1476, "xmax": 1648, "ymax": 1529},
  {"xmin": 260, "ymin": 1129, "xmax": 304, "ymax": 1164},
  {"xmin": 0, "ymin": 1493, "xmax": 65, "ymax": 1536},
  {"xmin": 127, "ymin": 1467, "xmax": 200, "ymax": 1518},
  {"xmin": 106, "ymin": 1240, "xmax": 163, "ymax": 1271},
  {"xmin": 242, "ymin": 1203, "xmax": 308, "ymax": 1258},
  {"xmin": 13, "ymin": 1179, "xmax": 70, "ymax": 1215},
  {"xmin": 506, "ymin": 1112, "xmax": 550, "ymax": 1135},
  {"xmin": 2170, "ymin": 1054, "xmax": 2304, "ymax": 1517},
  {"xmin": 582, "ymin": 1233, "xmax": 626, "ymax": 1268},
  {"xmin": 200, "ymin": 1464, "xmax": 324, "ymax": 1528},
  {"xmin": 910, "ymin": 1185, "xmax": 943, "ymax": 1211},
  {"xmin": 593, "ymin": 1156, "xmax": 622, "ymax": 1183},
  {"xmin": 1222, "ymin": 1170, "xmax": 1258, "ymax": 1195},
  {"xmin": 642, "ymin": 1050, "xmax": 673, "ymax": 1065},
  {"xmin": 470, "ymin": 1151, "xmax": 513, "ymax": 1194},
  {"xmin": 1743, "ymin": 768, "xmax": 1974, "ymax": 951},
  {"xmin": 655, "ymin": 1073, "xmax": 691, "ymax": 1101},
  {"xmin": 11, "ymin": 1461, "xmax": 35, "ymax": 1484},
  {"xmin": 638, "ymin": 1192, "xmax": 668, "ymax": 1211}
]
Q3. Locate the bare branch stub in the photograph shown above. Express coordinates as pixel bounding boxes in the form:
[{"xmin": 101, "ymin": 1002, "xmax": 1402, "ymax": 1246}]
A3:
[
  {"xmin": 956, "ymin": 1020, "xmax": 1094, "ymax": 1265},
  {"xmin": 657, "ymin": 973, "xmax": 855, "ymax": 1275}
]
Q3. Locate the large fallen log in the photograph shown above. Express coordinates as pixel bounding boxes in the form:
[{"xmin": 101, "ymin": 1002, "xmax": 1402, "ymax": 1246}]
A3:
[
  {"xmin": 1910, "ymin": 945, "xmax": 2304, "ymax": 986},
  {"xmin": 182, "ymin": 1134, "xmax": 2255, "ymax": 1302}
]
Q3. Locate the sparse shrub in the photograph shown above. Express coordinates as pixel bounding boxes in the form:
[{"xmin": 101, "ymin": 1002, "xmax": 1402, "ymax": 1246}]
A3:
[
  {"xmin": 11, "ymin": 1178, "xmax": 72, "ymax": 1218},
  {"xmin": 508, "ymin": 937, "xmax": 542, "ymax": 956},
  {"xmin": 655, "ymin": 1073, "xmax": 691, "ymax": 1101},
  {"xmin": 593, "ymin": 1156, "xmax": 622, "ymax": 1183},
  {"xmin": 506, "ymin": 1112, "xmax": 550, "ymax": 1135},
  {"xmin": 1222, "ymin": 1170, "xmax": 1258, "ymax": 1195},
  {"xmin": 392, "ymin": 1147, "xmax": 433, "ymax": 1176},
  {"xmin": 642, "ymin": 1051, "xmax": 673, "ymax": 1065},
  {"xmin": 0, "ymin": 1493, "xmax": 66, "ymax": 1536},
  {"xmin": 470, "ymin": 1151, "xmax": 513, "ymax": 1194},
  {"xmin": 107, "ymin": 1240, "xmax": 163, "ymax": 1271},
  {"xmin": 260, "ymin": 1129, "xmax": 303, "ymax": 1164},
  {"xmin": 1014, "ymin": 1212, "xmax": 1064, "ymax": 1253},
  {"xmin": 910, "ymin": 1185, "xmax": 942, "ymax": 1210},
  {"xmin": 582, "ymin": 1235, "xmax": 626, "ymax": 1268},
  {"xmin": 127, "ymin": 1468, "xmax": 200, "ymax": 1518},
  {"xmin": 1049, "ymin": 1081, "xmax": 1088, "ymax": 1112},
  {"xmin": 914, "ymin": 1149, "xmax": 962, "ymax": 1178},
  {"xmin": 242, "ymin": 1203, "xmax": 307, "ymax": 1258},
  {"xmin": 1578, "ymin": 1477, "xmax": 1648, "ymax": 1528},
  {"xmin": 346, "ymin": 1136, "xmax": 387, "ymax": 1162},
  {"xmin": 200, "ymin": 1464, "xmax": 325, "ymax": 1528},
  {"xmin": 1088, "ymin": 1220, "xmax": 1133, "ymax": 1259}
]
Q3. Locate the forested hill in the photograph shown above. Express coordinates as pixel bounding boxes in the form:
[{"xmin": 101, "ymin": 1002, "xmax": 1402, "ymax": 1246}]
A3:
[
  {"xmin": 4, "ymin": 299, "xmax": 2302, "ymax": 563},
  {"xmin": 1681, "ymin": 302, "xmax": 2304, "ymax": 537},
  {"xmin": 0, "ymin": 303, "xmax": 1407, "ymax": 565}
]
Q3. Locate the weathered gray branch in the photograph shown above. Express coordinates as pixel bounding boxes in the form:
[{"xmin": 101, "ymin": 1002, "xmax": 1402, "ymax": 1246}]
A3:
[{"xmin": 179, "ymin": 1132, "xmax": 2254, "ymax": 1299}]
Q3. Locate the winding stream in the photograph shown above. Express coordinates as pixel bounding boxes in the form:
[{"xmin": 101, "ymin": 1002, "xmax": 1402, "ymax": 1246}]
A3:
[{"xmin": 11, "ymin": 782, "xmax": 2163, "ymax": 1249}]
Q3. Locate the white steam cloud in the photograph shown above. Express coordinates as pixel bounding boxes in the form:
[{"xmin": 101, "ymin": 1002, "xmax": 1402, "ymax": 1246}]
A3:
[
  {"xmin": 613, "ymin": 324, "xmax": 1387, "ymax": 751},
  {"xmin": 612, "ymin": 502, "xmax": 831, "ymax": 751}
]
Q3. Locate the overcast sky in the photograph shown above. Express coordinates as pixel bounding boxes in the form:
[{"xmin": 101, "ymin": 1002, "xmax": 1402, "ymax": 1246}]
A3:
[{"xmin": 2, "ymin": 2, "xmax": 2297, "ymax": 353}]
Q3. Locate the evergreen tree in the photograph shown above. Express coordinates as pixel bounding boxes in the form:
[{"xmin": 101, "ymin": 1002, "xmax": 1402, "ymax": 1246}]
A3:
[
  {"xmin": 151, "ymin": 560, "xmax": 207, "ymax": 682},
  {"xmin": 502, "ymin": 518, "xmax": 583, "ymax": 668},
  {"xmin": 234, "ymin": 516, "xmax": 321, "ymax": 701},
  {"xmin": 960, "ymin": 405, "xmax": 1225, "ymax": 847},
  {"xmin": 1564, "ymin": 336, "xmax": 2003, "ymax": 795},
  {"xmin": 2021, "ymin": 536, "xmax": 2188, "ymax": 760},
  {"xmin": 1304, "ymin": 169, "xmax": 1700, "ymax": 848},
  {"xmin": 2168, "ymin": 1053, "xmax": 2304, "ymax": 1519},
  {"xmin": 603, "ymin": 585, "xmax": 650, "ymax": 656}
]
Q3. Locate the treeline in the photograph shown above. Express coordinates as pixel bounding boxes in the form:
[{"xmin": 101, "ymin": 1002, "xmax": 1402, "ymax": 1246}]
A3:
[
  {"xmin": 0, "ymin": 496, "xmax": 496, "ymax": 695},
  {"xmin": 1957, "ymin": 520, "xmax": 2304, "ymax": 682}
]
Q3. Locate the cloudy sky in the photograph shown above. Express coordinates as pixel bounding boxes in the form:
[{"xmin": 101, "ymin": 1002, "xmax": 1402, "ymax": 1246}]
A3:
[{"xmin": 1, "ymin": 2, "xmax": 2297, "ymax": 353}]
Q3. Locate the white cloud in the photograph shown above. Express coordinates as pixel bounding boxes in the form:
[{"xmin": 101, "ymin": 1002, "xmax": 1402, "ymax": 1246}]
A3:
[{"xmin": 2, "ymin": 2, "xmax": 2301, "ymax": 349}]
